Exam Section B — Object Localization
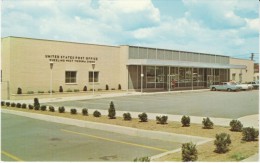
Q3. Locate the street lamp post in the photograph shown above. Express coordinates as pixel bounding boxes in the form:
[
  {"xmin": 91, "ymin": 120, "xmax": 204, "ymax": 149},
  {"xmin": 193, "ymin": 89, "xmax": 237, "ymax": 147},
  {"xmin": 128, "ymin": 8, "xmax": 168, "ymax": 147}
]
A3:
[
  {"xmin": 92, "ymin": 62, "xmax": 96, "ymax": 95},
  {"xmin": 49, "ymin": 62, "xmax": 54, "ymax": 97}
]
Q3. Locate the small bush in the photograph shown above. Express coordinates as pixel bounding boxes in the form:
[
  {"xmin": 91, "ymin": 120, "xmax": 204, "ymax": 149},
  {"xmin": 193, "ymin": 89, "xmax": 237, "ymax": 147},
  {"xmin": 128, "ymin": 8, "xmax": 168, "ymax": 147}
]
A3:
[
  {"xmin": 48, "ymin": 90, "xmax": 55, "ymax": 93},
  {"xmin": 40, "ymin": 105, "xmax": 47, "ymax": 111},
  {"xmin": 181, "ymin": 115, "xmax": 191, "ymax": 127},
  {"xmin": 182, "ymin": 142, "xmax": 198, "ymax": 162},
  {"xmin": 37, "ymin": 91, "xmax": 44, "ymax": 93},
  {"xmin": 70, "ymin": 108, "xmax": 77, "ymax": 114},
  {"xmin": 242, "ymin": 127, "xmax": 259, "ymax": 141},
  {"xmin": 118, "ymin": 84, "xmax": 121, "ymax": 90},
  {"xmin": 156, "ymin": 115, "xmax": 168, "ymax": 124},
  {"xmin": 49, "ymin": 106, "xmax": 55, "ymax": 112},
  {"xmin": 93, "ymin": 110, "xmax": 101, "ymax": 117},
  {"xmin": 231, "ymin": 153, "xmax": 246, "ymax": 161},
  {"xmin": 22, "ymin": 103, "xmax": 27, "ymax": 109},
  {"xmin": 27, "ymin": 91, "xmax": 34, "ymax": 94},
  {"xmin": 106, "ymin": 84, "xmax": 109, "ymax": 90},
  {"xmin": 11, "ymin": 102, "xmax": 16, "ymax": 107},
  {"xmin": 1, "ymin": 101, "xmax": 5, "ymax": 106},
  {"xmin": 98, "ymin": 88, "xmax": 102, "ymax": 91},
  {"xmin": 82, "ymin": 108, "xmax": 88, "ymax": 116},
  {"xmin": 202, "ymin": 117, "xmax": 214, "ymax": 129},
  {"xmin": 6, "ymin": 102, "xmax": 10, "ymax": 107},
  {"xmin": 16, "ymin": 103, "xmax": 22, "ymax": 108},
  {"xmin": 58, "ymin": 106, "xmax": 65, "ymax": 113},
  {"xmin": 34, "ymin": 105, "xmax": 40, "ymax": 110},
  {"xmin": 123, "ymin": 112, "xmax": 132, "ymax": 121},
  {"xmin": 74, "ymin": 89, "xmax": 79, "ymax": 92},
  {"xmin": 66, "ymin": 89, "xmax": 72, "ymax": 92},
  {"xmin": 59, "ymin": 86, "xmax": 63, "ymax": 93},
  {"xmin": 17, "ymin": 87, "xmax": 22, "ymax": 94},
  {"xmin": 108, "ymin": 101, "xmax": 116, "ymax": 119},
  {"xmin": 111, "ymin": 88, "xmax": 115, "ymax": 90},
  {"xmin": 133, "ymin": 156, "xmax": 150, "ymax": 162},
  {"xmin": 214, "ymin": 133, "xmax": 231, "ymax": 153},
  {"xmin": 28, "ymin": 104, "xmax": 34, "ymax": 109},
  {"xmin": 138, "ymin": 112, "xmax": 148, "ymax": 122},
  {"xmin": 230, "ymin": 120, "xmax": 243, "ymax": 132},
  {"xmin": 83, "ymin": 86, "xmax": 87, "ymax": 91},
  {"xmin": 34, "ymin": 98, "xmax": 40, "ymax": 108}
]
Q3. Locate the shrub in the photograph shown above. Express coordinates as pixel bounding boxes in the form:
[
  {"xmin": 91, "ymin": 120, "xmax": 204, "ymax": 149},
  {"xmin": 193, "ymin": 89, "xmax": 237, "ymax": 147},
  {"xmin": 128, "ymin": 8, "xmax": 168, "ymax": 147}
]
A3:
[
  {"xmin": 70, "ymin": 108, "xmax": 77, "ymax": 114},
  {"xmin": 202, "ymin": 117, "xmax": 214, "ymax": 129},
  {"xmin": 27, "ymin": 91, "xmax": 34, "ymax": 94},
  {"xmin": 34, "ymin": 105, "xmax": 40, "ymax": 110},
  {"xmin": 16, "ymin": 103, "xmax": 22, "ymax": 108},
  {"xmin": 111, "ymin": 88, "xmax": 115, "ymax": 90},
  {"xmin": 133, "ymin": 156, "xmax": 150, "ymax": 162},
  {"xmin": 156, "ymin": 115, "xmax": 168, "ymax": 124},
  {"xmin": 83, "ymin": 86, "xmax": 87, "ymax": 91},
  {"xmin": 93, "ymin": 110, "xmax": 101, "ymax": 117},
  {"xmin": 22, "ymin": 103, "xmax": 27, "ymax": 109},
  {"xmin": 66, "ymin": 89, "xmax": 72, "ymax": 92},
  {"xmin": 37, "ymin": 91, "xmax": 44, "ymax": 93},
  {"xmin": 182, "ymin": 142, "xmax": 198, "ymax": 162},
  {"xmin": 138, "ymin": 112, "xmax": 148, "ymax": 122},
  {"xmin": 17, "ymin": 87, "xmax": 22, "ymax": 94},
  {"xmin": 108, "ymin": 101, "xmax": 116, "ymax": 119},
  {"xmin": 181, "ymin": 115, "xmax": 191, "ymax": 127},
  {"xmin": 59, "ymin": 86, "xmax": 63, "ymax": 93},
  {"xmin": 82, "ymin": 108, "xmax": 88, "ymax": 116},
  {"xmin": 40, "ymin": 105, "xmax": 47, "ymax": 111},
  {"xmin": 229, "ymin": 120, "xmax": 243, "ymax": 132},
  {"xmin": 11, "ymin": 102, "xmax": 16, "ymax": 107},
  {"xmin": 34, "ymin": 98, "xmax": 40, "ymax": 108},
  {"xmin": 74, "ymin": 89, "xmax": 79, "ymax": 92},
  {"xmin": 58, "ymin": 106, "xmax": 65, "ymax": 113},
  {"xmin": 1, "ymin": 101, "xmax": 5, "ymax": 106},
  {"xmin": 98, "ymin": 88, "xmax": 102, "ymax": 91},
  {"xmin": 123, "ymin": 112, "xmax": 132, "ymax": 121},
  {"xmin": 242, "ymin": 127, "xmax": 259, "ymax": 141},
  {"xmin": 214, "ymin": 133, "xmax": 231, "ymax": 153},
  {"xmin": 106, "ymin": 84, "xmax": 109, "ymax": 90},
  {"xmin": 49, "ymin": 106, "xmax": 55, "ymax": 112},
  {"xmin": 28, "ymin": 104, "xmax": 33, "ymax": 109},
  {"xmin": 6, "ymin": 102, "xmax": 10, "ymax": 107},
  {"xmin": 118, "ymin": 84, "xmax": 121, "ymax": 90},
  {"xmin": 48, "ymin": 90, "xmax": 55, "ymax": 93}
]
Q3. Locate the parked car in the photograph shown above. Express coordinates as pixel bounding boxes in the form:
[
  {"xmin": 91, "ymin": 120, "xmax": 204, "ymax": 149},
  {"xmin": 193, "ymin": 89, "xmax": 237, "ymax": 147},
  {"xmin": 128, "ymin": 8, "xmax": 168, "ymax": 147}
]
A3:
[
  {"xmin": 248, "ymin": 81, "xmax": 259, "ymax": 89},
  {"xmin": 210, "ymin": 82, "xmax": 242, "ymax": 92},
  {"xmin": 231, "ymin": 82, "xmax": 253, "ymax": 90}
]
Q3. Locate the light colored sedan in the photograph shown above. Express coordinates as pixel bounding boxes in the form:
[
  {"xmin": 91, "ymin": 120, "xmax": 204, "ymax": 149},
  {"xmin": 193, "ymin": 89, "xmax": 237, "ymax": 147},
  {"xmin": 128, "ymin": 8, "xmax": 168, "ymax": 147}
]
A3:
[
  {"xmin": 210, "ymin": 82, "xmax": 242, "ymax": 92},
  {"xmin": 233, "ymin": 83, "xmax": 253, "ymax": 90}
]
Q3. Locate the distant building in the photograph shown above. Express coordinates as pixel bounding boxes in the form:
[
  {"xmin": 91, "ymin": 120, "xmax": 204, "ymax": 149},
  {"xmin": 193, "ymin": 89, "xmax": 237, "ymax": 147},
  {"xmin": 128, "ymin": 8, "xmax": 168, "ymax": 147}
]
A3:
[{"xmin": 1, "ymin": 36, "xmax": 254, "ymax": 100}]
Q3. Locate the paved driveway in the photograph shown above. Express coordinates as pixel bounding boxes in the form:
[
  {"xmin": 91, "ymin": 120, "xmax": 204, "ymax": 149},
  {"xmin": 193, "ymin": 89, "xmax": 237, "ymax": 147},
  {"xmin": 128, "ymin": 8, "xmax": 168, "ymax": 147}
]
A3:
[
  {"xmin": 45, "ymin": 90, "xmax": 259, "ymax": 119},
  {"xmin": 1, "ymin": 113, "xmax": 181, "ymax": 161}
]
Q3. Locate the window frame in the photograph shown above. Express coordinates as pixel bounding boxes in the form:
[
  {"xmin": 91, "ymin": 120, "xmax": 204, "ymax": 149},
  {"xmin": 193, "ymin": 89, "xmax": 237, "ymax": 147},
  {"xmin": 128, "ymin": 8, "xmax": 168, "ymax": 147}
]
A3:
[
  {"xmin": 89, "ymin": 71, "xmax": 99, "ymax": 83},
  {"xmin": 65, "ymin": 71, "xmax": 77, "ymax": 84}
]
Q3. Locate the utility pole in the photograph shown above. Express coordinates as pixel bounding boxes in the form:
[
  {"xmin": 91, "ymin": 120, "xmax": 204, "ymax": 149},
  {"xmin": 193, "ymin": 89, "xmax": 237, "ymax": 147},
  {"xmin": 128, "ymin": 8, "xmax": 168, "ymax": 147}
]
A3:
[{"xmin": 251, "ymin": 53, "xmax": 254, "ymax": 61}]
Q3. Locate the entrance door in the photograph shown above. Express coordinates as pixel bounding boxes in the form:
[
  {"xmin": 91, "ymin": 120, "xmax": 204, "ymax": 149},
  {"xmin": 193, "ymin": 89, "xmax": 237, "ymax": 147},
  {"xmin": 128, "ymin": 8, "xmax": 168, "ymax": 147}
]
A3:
[
  {"xmin": 167, "ymin": 75, "xmax": 176, "ymax": 91},
  {"xmin": 207, "ymin": 75, "xmax": 213, "ymax": 87}
]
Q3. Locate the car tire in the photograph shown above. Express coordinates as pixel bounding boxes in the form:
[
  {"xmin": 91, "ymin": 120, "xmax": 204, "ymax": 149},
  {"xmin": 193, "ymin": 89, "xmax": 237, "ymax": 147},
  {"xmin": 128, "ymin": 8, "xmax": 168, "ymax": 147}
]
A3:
[
  {"xmin": 212, "ymin": 87, "xmax": 216, "ymax": 91},
  {"xmin": 227, "ymin": 88, "xmax": 231, "ymax": 92}
]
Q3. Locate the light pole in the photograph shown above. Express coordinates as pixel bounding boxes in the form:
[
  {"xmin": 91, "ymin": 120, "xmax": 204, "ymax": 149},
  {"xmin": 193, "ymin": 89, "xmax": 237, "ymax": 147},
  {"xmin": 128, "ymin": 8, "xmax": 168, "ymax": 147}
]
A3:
[
  {"xmin": 92, "ymin": 62, "xmax": 96, "ymax": 95},
  {"xmin": 49, "ymin": 62, "xmax": 54, "ymax": 97}
]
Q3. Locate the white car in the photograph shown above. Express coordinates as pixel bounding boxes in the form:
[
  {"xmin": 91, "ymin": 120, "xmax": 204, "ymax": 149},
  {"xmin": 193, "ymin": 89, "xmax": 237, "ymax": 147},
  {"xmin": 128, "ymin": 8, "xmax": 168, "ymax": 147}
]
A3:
[{"xmin": 233, "ymin": 82, "xmax": 253, "ymax": 90}]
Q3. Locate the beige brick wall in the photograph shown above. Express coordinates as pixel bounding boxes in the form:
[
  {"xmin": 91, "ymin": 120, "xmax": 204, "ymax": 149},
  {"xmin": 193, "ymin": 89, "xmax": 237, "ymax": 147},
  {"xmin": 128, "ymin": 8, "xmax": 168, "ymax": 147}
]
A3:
[
  {"xmin": 230, "ymin": 58, "xmax": 254, "ymax": 83},
  {"xmin": 1, "ymin": 37, "xmax": 124, "ymax": 98}
]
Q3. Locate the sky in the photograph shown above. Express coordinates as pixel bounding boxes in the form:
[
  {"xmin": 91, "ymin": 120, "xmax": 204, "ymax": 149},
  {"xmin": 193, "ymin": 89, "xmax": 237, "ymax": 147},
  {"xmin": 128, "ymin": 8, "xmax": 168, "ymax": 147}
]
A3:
[{"xmin": 1, "ymin": 0, "xmax": 259, "ymax": 61}]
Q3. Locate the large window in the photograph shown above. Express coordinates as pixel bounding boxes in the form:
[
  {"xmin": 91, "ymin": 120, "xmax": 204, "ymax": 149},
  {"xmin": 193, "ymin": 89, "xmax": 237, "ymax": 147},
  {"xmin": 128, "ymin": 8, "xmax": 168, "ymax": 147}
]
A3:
[
  {"xmin": 65, "ymin": 71, "xmax": 77, "ymax": 83},
  {"xmin": 89, "ymin": 71, "xmax": 99, "ymax": 82}
]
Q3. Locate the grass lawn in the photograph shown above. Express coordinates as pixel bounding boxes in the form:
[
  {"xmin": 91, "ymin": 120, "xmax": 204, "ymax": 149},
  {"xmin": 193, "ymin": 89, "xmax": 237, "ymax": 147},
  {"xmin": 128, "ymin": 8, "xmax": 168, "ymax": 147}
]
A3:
[{"xmin": 1, "ymin": 106, "xmax": 259, "ymax": 162}]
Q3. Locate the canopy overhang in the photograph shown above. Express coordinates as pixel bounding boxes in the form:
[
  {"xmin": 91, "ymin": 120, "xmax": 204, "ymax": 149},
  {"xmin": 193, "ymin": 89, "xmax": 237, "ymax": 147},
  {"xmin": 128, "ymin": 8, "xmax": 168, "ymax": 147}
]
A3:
[{"xmin": 127, "ymin": 59, "xmax": 246, "ymax": 69}]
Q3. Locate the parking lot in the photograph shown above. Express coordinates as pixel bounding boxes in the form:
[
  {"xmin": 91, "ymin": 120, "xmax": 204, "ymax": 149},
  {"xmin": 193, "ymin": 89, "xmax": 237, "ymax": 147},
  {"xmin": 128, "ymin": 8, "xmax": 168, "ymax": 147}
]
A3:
[
  {"xmin": 45, "ymin": 90, "xmax": 259, "ymax": 119},
  {"xmin": 1, "ymin": 113, "xmax": 181, "ymax": 161}
]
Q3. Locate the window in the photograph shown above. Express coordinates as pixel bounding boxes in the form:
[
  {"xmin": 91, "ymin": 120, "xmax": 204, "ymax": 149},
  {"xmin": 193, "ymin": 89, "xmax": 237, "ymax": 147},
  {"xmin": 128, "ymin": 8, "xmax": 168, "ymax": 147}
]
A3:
[
  {"xmin": 89, "ymin": 71, "xmax": 99, "ymax": 82},
  {"xmin": 65, "ymin": 71, "xmax": 77, "ymax": 83},
  {"xmin": 232, "ymin": 73, "xmax": 236, "ymax": 81}
]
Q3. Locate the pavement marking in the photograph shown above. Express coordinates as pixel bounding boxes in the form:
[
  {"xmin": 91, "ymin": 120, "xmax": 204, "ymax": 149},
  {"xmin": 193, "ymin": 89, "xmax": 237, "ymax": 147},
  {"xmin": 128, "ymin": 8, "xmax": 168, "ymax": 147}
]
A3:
[
  {"xmin": 1, "ymin": 150, "xmax": 24, "ymax": 162},
  {"xmin": 61, "ymin": 129, "xmax": 169, "ymax": 152}
]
